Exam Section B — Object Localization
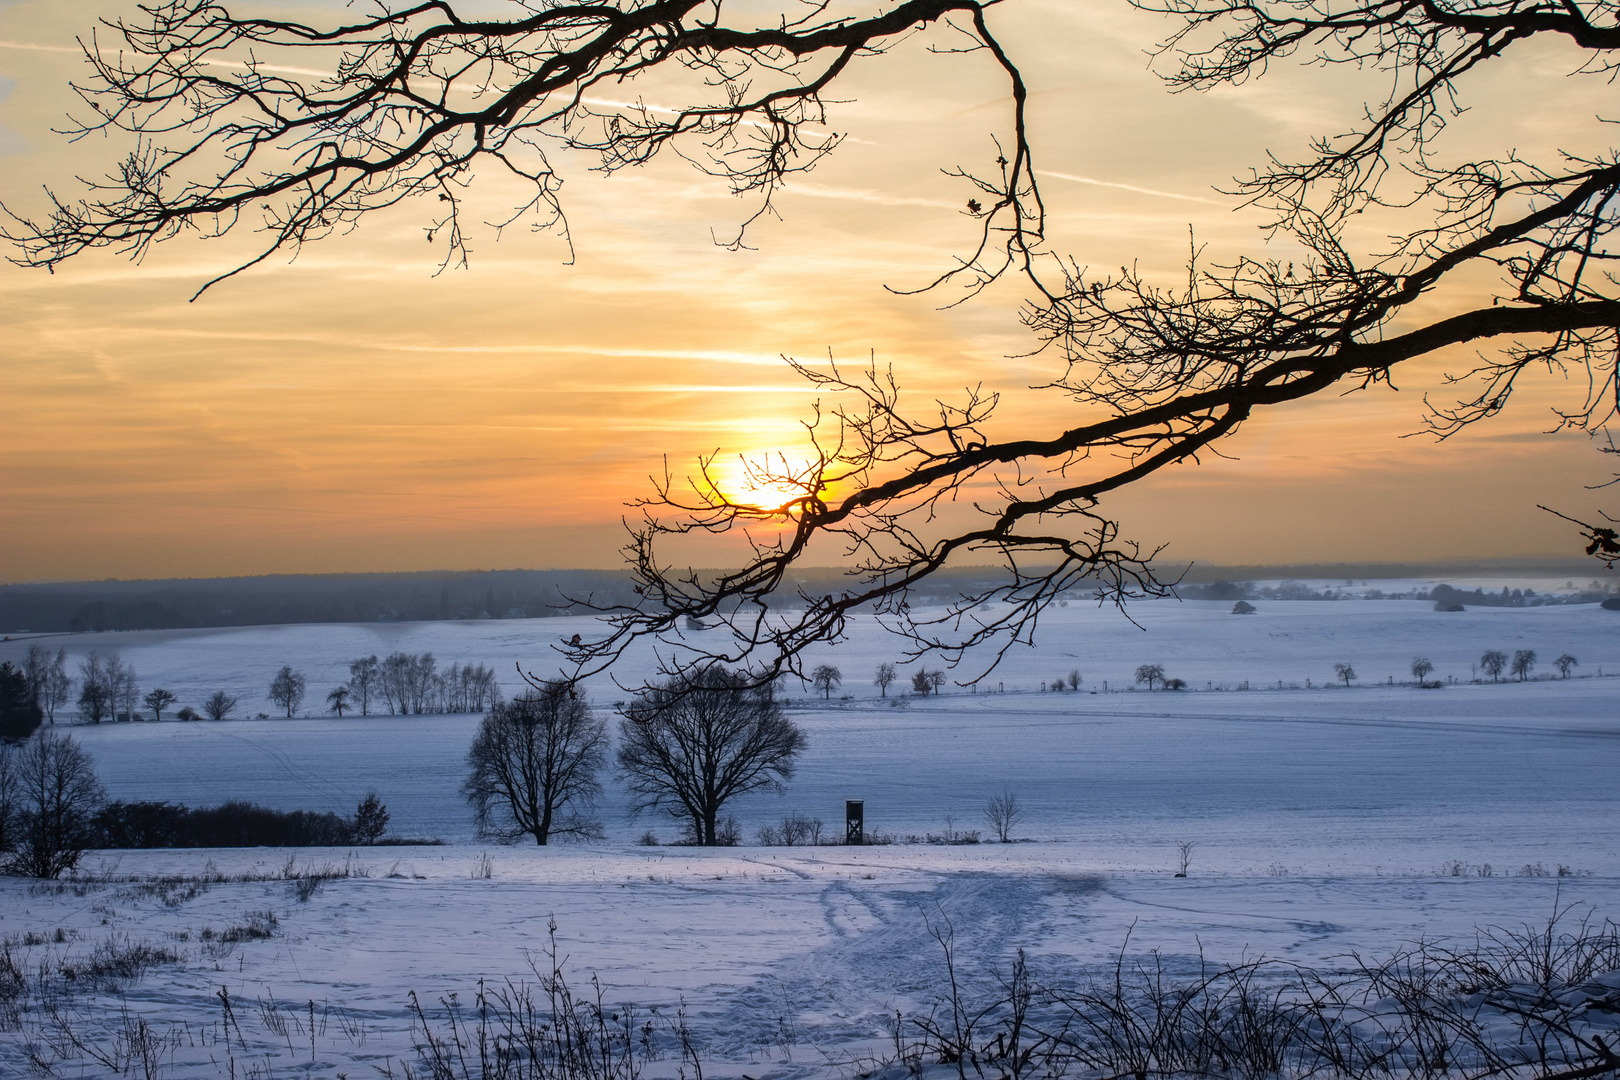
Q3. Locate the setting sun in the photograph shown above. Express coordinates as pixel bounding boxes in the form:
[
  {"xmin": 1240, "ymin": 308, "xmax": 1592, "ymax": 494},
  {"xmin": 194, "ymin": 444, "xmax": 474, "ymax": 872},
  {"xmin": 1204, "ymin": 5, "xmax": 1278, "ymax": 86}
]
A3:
[{"xmin": 707, "ymin": 450, "xmax": 837, "ymax": 514}]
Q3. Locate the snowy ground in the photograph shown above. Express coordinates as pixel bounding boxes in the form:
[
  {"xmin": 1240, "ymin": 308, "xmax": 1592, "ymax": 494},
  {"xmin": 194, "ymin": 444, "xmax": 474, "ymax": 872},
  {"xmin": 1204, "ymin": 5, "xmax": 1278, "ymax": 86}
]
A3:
[{"xmin": 1, "ymin": 596, "xmax": 1618, "ymax": 1076}]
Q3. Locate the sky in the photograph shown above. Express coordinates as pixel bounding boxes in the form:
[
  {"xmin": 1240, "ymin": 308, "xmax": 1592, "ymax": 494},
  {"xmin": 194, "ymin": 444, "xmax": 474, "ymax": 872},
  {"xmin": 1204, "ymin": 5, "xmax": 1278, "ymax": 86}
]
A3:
[{"xmin": 0, "ymin": 0, "xmax": 1614, "ymax": 584}]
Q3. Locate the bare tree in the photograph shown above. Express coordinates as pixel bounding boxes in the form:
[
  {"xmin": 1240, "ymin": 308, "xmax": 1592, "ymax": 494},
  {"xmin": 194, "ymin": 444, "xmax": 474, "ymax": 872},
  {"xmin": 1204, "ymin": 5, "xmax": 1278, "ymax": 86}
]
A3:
[
  {"xmin": 22, "ymin": 644, "xmax": 51, "ymax": 707},
  {"xmin": 76, "ymin": 652, "xmax": 111, "ymax": 723},
  {"xmin": 811, "ymin": 664, "xmax": 843, "ymax": 700},
  {"xmin": 268, "ymin": 666, "xmax": 307, "ymax": 717},
  {"xmin": 1480, "ymin": 650, "xmax": 1508, "ymax": 683},
  {"xmin": 35, "ymin": 649, "xmax": 71, "ymax": 724},
  {"xmin": 12, "ymin": 0, "xmax": 1620, "ymax": 691},
  {"xmin": 874, "ymin": 663, "xmax": 897, "ymax": 698},
  {"xmin": 1411, "ymin": 657, "xmax": 1435, "ymax": 687},
  {"xmin": 1511, "ymin": 649, "xmax": 1537, "ymax": 682},
  {"xmin": 1067, "ymin": 669, "xmax": 1081, "ymax": 691},
  {"xmin": 349, "ymin": 656, "xmax": 380, "ymax": 717},
  {"xmin": 326, "ymin": 685, "xmax": 352, "ymax": 717},
  {"xmin": 1554, "ymin": 654, "xmax": 1579, "ymax": 679},
  {"xmin": 1176, "ymin": 840, "xmax": 1197, "ymax": 877},
  {"xmin": 463, "ymin": 684, "xmax": 608, "ymax": 845},
  {"xmin": 110, "ymin": 656, "xmax": 140, "ymax": 721},
  {"xmin": 1135, "ymin": 664, "xmax": 1166, "ymax": 691},
  {"xmin": 201, "ymin": 690, "xmax": 238, "ymax": 722},
  {"xmin": 1334, "ymin": 663, "xmax": 1356, "ymax": 688},
  {"xmin": 618, "ymin": 667, "xmax": 805, "ymax": 846},
  {"xmin": 142, "ymin": 688, "xmax": 177, "ymax": 721},
  {"xmin": 0, "ymin": 743, "xmax": 16, "ymax": 856},
  {"xmin": 4, "ymin": 732, "xmax": 106, "ymax": 879},
  {"xmin": 985, "ymin": 789, "xmax": 1024, "ymax": 843}
]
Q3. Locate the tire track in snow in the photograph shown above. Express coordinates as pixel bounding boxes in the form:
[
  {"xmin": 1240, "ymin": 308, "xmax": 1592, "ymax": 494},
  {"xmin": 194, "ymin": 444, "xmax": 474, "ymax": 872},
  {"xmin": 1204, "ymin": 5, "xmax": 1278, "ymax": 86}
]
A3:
[{"xmin": 705, "ymin": 871, "xmax": 1071, "ymax": 1060}]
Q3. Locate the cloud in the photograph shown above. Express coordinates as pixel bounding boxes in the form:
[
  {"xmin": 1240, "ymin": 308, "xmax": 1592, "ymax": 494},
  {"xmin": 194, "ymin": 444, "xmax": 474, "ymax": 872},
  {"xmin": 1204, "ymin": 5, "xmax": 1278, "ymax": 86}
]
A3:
[{"xmin": 1036, "ymin": 170, "xmax": 1225, "ymax": 206}]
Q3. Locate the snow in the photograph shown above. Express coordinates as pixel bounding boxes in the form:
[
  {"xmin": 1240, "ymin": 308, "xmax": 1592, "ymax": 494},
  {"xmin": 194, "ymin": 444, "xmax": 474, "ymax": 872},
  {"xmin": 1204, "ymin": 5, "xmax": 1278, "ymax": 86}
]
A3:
[{"xmin": 1, "ymin": 595, "xmax": 1619, "ymax": 1076}]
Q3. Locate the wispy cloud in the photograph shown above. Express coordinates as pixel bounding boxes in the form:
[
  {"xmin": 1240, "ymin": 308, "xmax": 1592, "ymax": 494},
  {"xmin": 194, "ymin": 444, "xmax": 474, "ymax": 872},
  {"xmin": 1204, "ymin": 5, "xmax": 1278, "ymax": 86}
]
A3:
[
  {"xmin": 0, "ymin": 39, "xmax": 78, "ymax": 53},
  {"xmin": 1037, "ymin": 170, "xmax": 1224, "ymax": 206}
]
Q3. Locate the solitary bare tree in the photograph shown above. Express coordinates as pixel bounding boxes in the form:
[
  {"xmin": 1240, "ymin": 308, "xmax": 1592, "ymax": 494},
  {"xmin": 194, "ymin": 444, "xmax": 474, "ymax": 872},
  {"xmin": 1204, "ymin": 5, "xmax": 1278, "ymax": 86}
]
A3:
[
  {"xmin": 463, "ymin": 683, "xmax": 608, "ymax": 844},
  {"xmin": 4, "ymin": 733, "xmax": 106, "ymax": 879},
  {"xmin": 985, "ymin": 789, "xmax": 1024, "ymax": 843},
  {"xmin": 8, "ymin": 0, "xmax": 1618, "ymax": 690},
  {"xmin": 810, "ymin": 665, "xmax": 843, "ymax": 700},
  {"xmin": 1333, "ymin": 663, "xmax": 1356, "ymax": 689},
  {"xmin": 142, "ymin": 688, "xmax": 178, "ymax": 721},
  {"xmin": 326, "ymin": 685, "xmax": 352, "ymax": 717},
  {"xmin": 618, "ymin": 667, "xmax": 805, "ymax": 845},
  {"xmin": 1411, "ymin": 657, "xmax": 1435, "ymax": 688},
  {"xmin": 1480, "ymin": 650, "xmax": 1508, "ymax": 683},
  {"xmin": 268, "ymin": 666, "xmax": 307, "ymax": 718},
  {"xmin": 1511, "ymin": 650, "xmax": 1538, "ymax": 682},
  {"xmin": 1135, "ymin": 664, "xmax": 1166, "ymax": 691},
  {"xmin": 201, "ymin": 690, "xmax": 238, "ymax": 722},
  {"xmin": 1554, "ymin": 654, "xmax": 1579, "ymax": 679},
  {"xmin": 874, "ymin": 663, "xmax": 897, "ymax": 698}
]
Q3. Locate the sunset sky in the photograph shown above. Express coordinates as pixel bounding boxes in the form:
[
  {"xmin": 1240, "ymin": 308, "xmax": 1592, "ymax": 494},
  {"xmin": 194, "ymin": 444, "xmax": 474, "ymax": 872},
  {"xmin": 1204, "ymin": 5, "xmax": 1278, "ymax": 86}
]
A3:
[{"xmin": 0, "ymin": 0, "xmax": 1612, "ymax": 584}]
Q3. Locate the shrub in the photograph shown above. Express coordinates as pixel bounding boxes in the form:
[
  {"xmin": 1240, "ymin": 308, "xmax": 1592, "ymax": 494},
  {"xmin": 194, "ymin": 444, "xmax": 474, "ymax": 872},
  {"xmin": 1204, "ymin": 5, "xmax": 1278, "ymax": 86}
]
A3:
[{"xmin": 91, "ymin": 800, "xmax": 356, "ymax": 848}]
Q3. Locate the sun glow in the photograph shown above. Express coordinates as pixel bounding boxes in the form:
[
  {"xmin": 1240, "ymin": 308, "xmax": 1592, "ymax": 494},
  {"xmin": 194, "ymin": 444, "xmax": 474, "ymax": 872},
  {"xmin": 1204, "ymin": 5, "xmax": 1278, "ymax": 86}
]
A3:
[{"xmin": 709, "ymin": 451, "xmax": 833, "ymax": 514}]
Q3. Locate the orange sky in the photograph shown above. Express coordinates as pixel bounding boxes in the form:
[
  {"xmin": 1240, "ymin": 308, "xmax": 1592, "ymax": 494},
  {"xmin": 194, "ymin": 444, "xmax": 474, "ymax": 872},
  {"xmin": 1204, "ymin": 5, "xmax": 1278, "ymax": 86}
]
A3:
[{"xmin": 0, "ymin": 0, "xmax": 1613, "ymax": 583}]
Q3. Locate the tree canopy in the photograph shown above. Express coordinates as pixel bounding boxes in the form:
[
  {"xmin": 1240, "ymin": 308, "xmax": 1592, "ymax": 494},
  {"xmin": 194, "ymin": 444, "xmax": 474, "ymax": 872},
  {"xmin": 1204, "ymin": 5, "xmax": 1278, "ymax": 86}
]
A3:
[{"xmin": 6, "ymin": 0, "xmax": 1617, "ymax": 688}]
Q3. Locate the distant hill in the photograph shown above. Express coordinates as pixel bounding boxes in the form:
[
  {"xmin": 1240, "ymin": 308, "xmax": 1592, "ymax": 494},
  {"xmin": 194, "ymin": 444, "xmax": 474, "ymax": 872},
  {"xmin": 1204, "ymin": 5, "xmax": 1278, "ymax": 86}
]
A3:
[
  {"xmin": 1, "ymin": 558, "xmax": 1608, "ymax": 634},
  {"xmin": 0, "ymin": 570, "xmax": 642, "ymax": 633}
]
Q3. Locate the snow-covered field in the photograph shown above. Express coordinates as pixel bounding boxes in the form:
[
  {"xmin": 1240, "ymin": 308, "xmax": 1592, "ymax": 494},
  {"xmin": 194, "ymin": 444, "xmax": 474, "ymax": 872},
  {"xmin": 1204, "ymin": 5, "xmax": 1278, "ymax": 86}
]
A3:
[{"xmin": 1, "ymin": 596, "xmax": 1619, "ymax": 1076}]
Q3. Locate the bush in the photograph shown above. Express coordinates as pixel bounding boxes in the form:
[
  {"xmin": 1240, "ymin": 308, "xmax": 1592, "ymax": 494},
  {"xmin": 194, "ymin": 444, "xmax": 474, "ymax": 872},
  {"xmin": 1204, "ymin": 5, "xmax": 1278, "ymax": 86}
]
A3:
[
  {"xmin": 91, "ymin": 800, "xmax": 357, "ymax": 848},
  {"xmin": 757, "ymin": 812, "xmax": 823, "ymax": 846}
]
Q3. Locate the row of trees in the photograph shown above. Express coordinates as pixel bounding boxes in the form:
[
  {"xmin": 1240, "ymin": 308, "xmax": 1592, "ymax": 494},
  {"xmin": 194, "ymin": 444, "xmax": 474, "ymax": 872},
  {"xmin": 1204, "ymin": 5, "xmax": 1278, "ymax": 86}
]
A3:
[
  {"xmin": 1407, "ymin": 650, "xmax": 1577, "ymax": 687},
  {"xmin": 343, "ymin": 654, "xmax": 501, "ymax": 717},
  {"xmin": 465, "ymin": 666, "xmax": 805, "ymax": 847},
  {"xmin": 9, "ymin": 644, "xmax": 504, "ymax": 723},
  {"xmin": 1, "ymin": 731, "xmax": 394, "ymax": 877}
]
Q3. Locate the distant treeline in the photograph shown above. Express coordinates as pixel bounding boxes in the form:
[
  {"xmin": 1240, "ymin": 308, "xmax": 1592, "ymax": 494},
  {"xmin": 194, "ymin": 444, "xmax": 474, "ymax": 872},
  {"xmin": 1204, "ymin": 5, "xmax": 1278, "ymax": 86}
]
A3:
[
  {"xmin": 4, "ymin": 561, "xmax": 1611, "ymax": 634},
  {"xmin": 93, "ymin": 800, "xmax": 359, "ymax": 848},
  {"xmin": 0, "ymin": 570, "xmax": 642, "ymax": 633},
  {"xmin": 0, "ymin": 566, "xmax": 1040, "ymax": 634},
  {"xmin": 1180, "ymin": 579, "xmax": 1616, "ymax": 605}
]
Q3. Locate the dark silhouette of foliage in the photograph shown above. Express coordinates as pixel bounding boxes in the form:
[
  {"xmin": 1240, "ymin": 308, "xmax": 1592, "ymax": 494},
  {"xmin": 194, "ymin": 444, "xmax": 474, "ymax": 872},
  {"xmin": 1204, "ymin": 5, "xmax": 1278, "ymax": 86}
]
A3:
[
  {"xmin": 353, "ymin": 791, "xmax": 389, "ymax": 845},
  {"xmin": 92, "ymin": 799, "xmax": 356, "ymax": 848},
  {"xmin": 0, "ymin": 663, "xmax": 42, "ymax": 743}
]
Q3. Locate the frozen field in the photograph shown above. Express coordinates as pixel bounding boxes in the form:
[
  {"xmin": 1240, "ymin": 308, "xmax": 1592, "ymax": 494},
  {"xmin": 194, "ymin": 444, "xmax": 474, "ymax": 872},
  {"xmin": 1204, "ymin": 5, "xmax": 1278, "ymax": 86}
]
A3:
[{"xmin": 1, "ymin": 596, "xmax": 1619, "ymax": 1076}]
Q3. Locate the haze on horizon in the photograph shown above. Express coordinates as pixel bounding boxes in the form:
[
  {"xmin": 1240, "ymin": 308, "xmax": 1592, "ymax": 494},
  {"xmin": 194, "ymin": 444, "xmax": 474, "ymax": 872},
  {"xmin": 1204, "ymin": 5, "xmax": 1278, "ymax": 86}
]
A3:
[{"xmin": 0, "ymin": 0, "xmax": 1612, "ymax": 586}]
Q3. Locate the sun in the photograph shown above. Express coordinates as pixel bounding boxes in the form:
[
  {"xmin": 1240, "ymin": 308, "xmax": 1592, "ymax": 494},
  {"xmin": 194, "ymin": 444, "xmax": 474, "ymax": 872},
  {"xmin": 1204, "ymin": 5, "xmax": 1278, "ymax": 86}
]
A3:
[{"xmin": 708, "ymin": 451, "xmax": 830, "ymax": 514}]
